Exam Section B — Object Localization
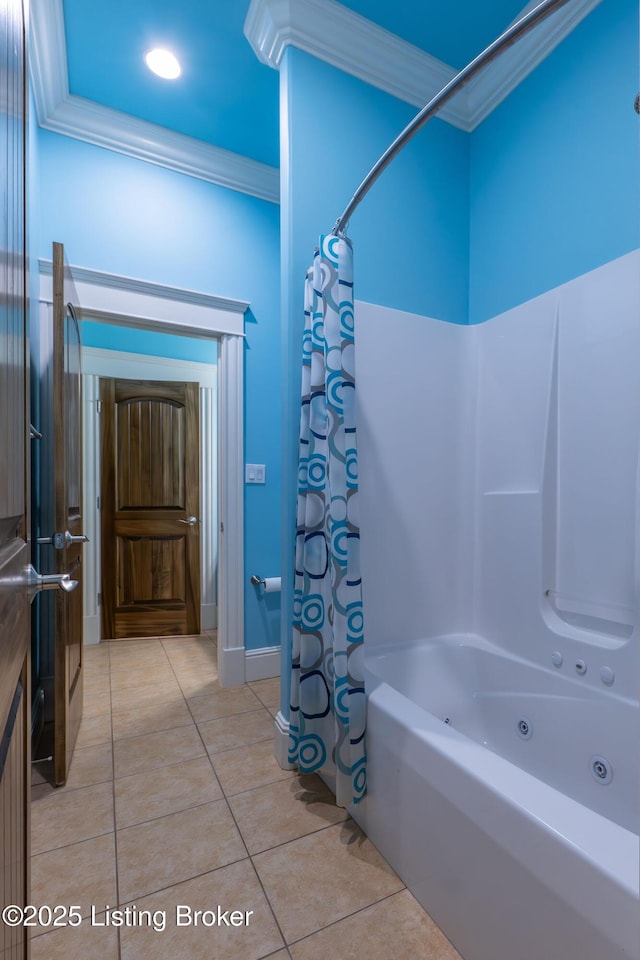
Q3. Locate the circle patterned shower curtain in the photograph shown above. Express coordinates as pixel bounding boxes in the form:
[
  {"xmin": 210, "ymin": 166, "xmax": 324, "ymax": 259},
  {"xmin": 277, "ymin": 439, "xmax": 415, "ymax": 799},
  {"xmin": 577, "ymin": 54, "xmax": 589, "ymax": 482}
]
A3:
[{"xmin": 288, "ymin": 234, "xmax": 366, "ymax": 808}]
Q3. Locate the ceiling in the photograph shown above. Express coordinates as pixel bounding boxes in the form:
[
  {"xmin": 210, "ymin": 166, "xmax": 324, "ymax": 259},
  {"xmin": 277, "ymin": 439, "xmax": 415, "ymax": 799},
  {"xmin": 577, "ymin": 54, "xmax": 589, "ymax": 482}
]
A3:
[{"xmin": 59, "ymin": 0, "xmax": 528, "ymax": 172}]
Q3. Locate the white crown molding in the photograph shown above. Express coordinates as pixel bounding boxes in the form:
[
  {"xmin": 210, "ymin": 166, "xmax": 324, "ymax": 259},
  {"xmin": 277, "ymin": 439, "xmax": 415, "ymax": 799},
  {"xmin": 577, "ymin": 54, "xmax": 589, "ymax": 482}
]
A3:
[
  {"xmin": 244, "ymin": 0, "xmax": 468, "ymax": 129},
  {"xmin": 465, "ymin": 0, "xmax": 603, "ymax": 127},
  {"xmin": 29, "ymin": 0, "xmax": 603, "ymax": 191},
  {"xmin": 29, "ymin": 0, "xmax": 279, "ymax": 204},
  {"xmin": 245, "ymin": 0, "xmax": 603, "ymax": 133}
]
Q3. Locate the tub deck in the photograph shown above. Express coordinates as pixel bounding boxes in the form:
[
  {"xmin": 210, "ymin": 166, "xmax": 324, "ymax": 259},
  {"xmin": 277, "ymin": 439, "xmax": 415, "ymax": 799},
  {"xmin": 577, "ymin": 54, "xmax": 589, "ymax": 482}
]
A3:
[{"xmin": 352, "ymin": 635, "xmax": 640, "ymax": 960}]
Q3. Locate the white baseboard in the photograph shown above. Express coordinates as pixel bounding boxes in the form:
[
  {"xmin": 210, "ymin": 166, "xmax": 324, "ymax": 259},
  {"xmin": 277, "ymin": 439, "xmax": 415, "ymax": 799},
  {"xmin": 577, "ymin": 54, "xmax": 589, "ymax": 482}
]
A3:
[
  {"xmin": 245, "ymin": 645, "xmax": 280, "ymax": 681},
  {"xmin": 201, "ymin": 602, "xmax": 218, "ymax": 630},
  {"xmin": 83, "ymin": 615, "xmax": 101, "ymax": 645},
  {"xmin": 218, "ymin": 645, "xmax": 245, "ymax": 687},
  {"xmin": 273, "ymin": 711, "xmax": 296, "ymax": 770}
]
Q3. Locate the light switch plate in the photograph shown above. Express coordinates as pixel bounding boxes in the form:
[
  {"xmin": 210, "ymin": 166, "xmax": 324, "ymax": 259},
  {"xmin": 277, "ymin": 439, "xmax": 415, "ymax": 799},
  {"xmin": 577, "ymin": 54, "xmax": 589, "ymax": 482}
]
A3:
[{"xmin": 245, "ymin": 463, "xmax": 266, "ymax": 484}]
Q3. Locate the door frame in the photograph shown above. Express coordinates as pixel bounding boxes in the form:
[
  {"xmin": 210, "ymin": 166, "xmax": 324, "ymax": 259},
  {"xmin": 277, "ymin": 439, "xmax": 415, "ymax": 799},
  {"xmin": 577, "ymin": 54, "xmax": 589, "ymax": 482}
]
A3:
[
  {"xmin": 38, "ymin": 260, "xmax": 248, "ymax": 687},
  {"xmin": 84, "ymin": 355, "xmax": 216, "ymax": 641}
]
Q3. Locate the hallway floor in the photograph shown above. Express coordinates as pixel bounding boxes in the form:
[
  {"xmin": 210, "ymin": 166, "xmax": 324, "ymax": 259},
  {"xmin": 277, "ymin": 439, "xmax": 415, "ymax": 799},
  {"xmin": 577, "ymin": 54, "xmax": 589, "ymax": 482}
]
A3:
[{"xmin": 30, "ymin": 635, "xmax": 463, "ymax": 959}]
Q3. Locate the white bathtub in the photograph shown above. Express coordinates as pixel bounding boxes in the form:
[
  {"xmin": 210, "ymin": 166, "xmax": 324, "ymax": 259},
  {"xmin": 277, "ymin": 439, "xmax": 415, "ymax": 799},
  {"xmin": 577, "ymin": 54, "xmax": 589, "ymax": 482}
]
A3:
[{"xmin": 350, "ymin": 634, "xmax": 640, "ymax": 960}]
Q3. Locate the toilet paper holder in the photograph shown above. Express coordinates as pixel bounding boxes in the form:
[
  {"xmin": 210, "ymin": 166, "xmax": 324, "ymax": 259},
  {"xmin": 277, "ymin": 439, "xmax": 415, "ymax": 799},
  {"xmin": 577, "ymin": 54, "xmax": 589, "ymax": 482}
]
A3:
[{"xmin": 250, "ymin": 574, "xmax": 281, "ymax": 593}]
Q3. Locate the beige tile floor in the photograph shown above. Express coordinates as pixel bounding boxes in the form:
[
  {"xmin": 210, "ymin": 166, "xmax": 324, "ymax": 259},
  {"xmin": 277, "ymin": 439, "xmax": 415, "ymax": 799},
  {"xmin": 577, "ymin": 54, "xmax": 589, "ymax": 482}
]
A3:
[{"xmin": 30, "ymin": 634, "xmax": 463, "ymax": 960}]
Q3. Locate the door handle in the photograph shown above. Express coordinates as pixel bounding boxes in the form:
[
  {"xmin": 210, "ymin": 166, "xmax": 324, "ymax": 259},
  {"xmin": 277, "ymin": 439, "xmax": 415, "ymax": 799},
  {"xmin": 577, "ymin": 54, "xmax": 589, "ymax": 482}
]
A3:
[
  {"xmin": 37, "ymin": 531, "xmax": 89, "ymax": 548},
  {"xmin": 65, "ymin": 531, "xmax": 89, "ymax": 545},
  {"xmin": 37, "ymin": 532, "xmax": 65, "ymax": 549},
  {"xmin": 177, "ymin": 516, "xmax": 198, "ymax": 526},
  {"xmin": 25, "ymin": 564, "xmax": 79, "ymax": 601}
]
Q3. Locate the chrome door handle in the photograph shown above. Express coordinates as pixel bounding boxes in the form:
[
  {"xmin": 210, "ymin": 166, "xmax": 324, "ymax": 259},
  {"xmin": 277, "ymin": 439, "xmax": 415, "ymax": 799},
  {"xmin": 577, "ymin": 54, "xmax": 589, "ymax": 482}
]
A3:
[
  {"xmin": 65, "ymin": 531, "xmax": 89, "ymax": 544},
  {"xmin": 177, "ymin": 516, "xmax": 198, "ymax": 526},
  {"xmin": 26, "ymin": 564, "xmax": 79, "ymax": 601},
  {"xmin": 37, "ymin": 531, "xmax": 65, "ymax": 549}
]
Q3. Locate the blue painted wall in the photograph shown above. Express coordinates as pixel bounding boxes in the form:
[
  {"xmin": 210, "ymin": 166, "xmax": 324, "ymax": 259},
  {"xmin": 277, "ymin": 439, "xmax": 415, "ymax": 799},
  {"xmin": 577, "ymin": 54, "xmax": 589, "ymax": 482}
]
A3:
[
  {"xmin": 279, "ymin": 47, "xmax": 470, "ymax": 715},
  {"xmin": 35, "ymin": 129, "xmax": 281, "ymax": 652},
  {"xmin": 278, "ymin": 1, "xmax": 639, "ymax": 716},
  {"xmin": 469, "ymin": 0, "xmax": 639, "ymax": 323},
  {"xmin": 82, "ymin": 320, "xmax": 218, "ymax": 364}
]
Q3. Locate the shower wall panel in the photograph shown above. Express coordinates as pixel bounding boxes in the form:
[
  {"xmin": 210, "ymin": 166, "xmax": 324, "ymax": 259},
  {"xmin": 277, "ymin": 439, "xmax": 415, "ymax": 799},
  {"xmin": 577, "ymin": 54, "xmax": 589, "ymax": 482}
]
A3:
[
  {"xmin": 355, "ymin": 301, "xmax": 472, "ymax": 649},
  {"xmin": 355, "ymin": 251, "xmax": 639, "ymax": 703}
]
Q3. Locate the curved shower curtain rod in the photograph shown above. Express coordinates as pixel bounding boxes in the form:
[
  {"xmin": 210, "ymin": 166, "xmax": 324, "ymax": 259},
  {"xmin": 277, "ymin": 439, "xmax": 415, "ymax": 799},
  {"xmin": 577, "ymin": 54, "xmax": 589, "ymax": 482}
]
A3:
[{"xmin": 332, "ymin": 0, "xmax": 574, "ymax": 236}]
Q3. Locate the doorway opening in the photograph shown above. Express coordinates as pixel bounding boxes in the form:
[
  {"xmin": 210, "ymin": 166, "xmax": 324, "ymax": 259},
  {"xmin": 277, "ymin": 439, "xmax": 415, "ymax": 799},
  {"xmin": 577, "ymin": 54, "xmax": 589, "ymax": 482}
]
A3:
[{"xmin": 38, "ymin": 258, "xmax": 248, "ymax": 687}]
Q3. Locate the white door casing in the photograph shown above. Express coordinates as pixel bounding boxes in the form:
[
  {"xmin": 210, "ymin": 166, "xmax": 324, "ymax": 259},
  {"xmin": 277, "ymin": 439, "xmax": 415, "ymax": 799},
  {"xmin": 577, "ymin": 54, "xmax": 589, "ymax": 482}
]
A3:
[{"xmin": 39, "ymin": 260, "xmax": 248, "ymax": 687}]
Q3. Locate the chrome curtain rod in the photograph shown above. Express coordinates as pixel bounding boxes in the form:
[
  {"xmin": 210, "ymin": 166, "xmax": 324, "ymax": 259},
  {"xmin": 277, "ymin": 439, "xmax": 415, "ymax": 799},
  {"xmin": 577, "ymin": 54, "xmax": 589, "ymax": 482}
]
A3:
[{"xmin": 332, "ymin": 0, "xmax": 574, "ymax": 235}]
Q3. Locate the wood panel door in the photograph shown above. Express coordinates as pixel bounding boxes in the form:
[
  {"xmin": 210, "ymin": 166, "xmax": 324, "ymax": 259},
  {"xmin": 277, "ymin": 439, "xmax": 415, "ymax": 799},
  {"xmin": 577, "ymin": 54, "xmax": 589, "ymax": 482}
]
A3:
[
  {"xmin": 52, "ymin": 242, "xmax": 85, "ymax": 786},
  {"xmin": 100, "ymin": 379, "xmax": 201, "ymax": 638},
  {"xmin": 0, "ymin": 0, "xmax": 30, "ymax": 955}
]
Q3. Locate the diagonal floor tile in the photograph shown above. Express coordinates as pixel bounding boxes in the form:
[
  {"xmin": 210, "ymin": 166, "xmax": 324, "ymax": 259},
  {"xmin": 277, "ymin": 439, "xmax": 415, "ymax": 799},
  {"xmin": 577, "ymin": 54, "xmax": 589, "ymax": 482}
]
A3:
[
  {"xmin": 75, "ymin": 712, "xmax": 112, "ymax": 749},
  {"xmin": 62, "ymin": 741, "xmax": 113, "ymax": 792},
  {"xmin": 115, "ymin": 757, "xmax": 223, "ymax": 828},
  {"xmin": 162, "ymin": 637, "xmax": 217, "ymax": 658},
  {"xmin": 110, "ymin": 661, "xmax": 177, "ymax": 690},
  {"xmin": 117, "ymin": 799, "xmax": 247, "ymax": 902},
  {"xmin": 31, "ymin": 781, "xmax": 114, "ymax": 855},
  {"xmin": 83, "ymin": 688, "xmax": 111, "ymax": 718},
  {"xmin": 289, "ymin": 889, "xmax": 464, "ymax": 960},
  {"xmin": 228, "ymin": 774, "xmax": 348, "ymax": 854},
  {"xmin": 108, "ymin": 650, "xmax": 171, "ymax": 673},
  {"xmin": 198, "ymin": 708, "xmax": 274, "ymax": 755},
  {"xmin": 83, "ymin": 675, "xmax": 111, "ymax": 699},
  {"xmin": 210, "ymin": 740, "xmax": 296, "ymax": 797},
  {"xmin": 188, "ymin": 686, "xmax": 261, "ymax": 724},
  {"xmin": 253, "ymin": 821, "xmax": 404, "ymax": 943},
  {"xmin": 111, "ymin": 698, "xmax": 193, "ymax": 741},
  {"xmin": 31, "ymin": 742, "xmax": 113, "ymax": 796},
  {"xmin": 114, "ymin": 723, "xmax": 205, "ymax": 778},
  {"xmin": 176, "ymin": 672, "xmax": 222, "ymax": 700},
  {"xmin": 248, "ymin": 678, "xmax": 280, "ymax": 711},
  {"xmin": 111, "ymin": 678, "xmax": 183, "ymax": 713},
  {"xmin": 31, "ymin": 834, "xmax": 117, "ymax": 932},
  {"xmin": 30, "ymin": 917, "xmax": 118, "ymax": 960},
  {"xmin": 119, "ymin": 860, "xmax": 284, "ymax": 960}
]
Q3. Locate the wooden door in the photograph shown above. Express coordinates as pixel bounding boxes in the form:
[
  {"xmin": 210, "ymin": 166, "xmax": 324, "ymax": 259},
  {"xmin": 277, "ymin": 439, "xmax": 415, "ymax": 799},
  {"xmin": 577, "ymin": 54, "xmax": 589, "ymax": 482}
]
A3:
[
  {"xmin": 100, "ymin": 379, "xmax": 201, "ymax": 638},
  {"xmin": 0, "ymin": 0, "xmax": 30, "ymax": 955},
  {"xmin": 52, "ymin": 242, "xmax": 85, "ymax": 786}
]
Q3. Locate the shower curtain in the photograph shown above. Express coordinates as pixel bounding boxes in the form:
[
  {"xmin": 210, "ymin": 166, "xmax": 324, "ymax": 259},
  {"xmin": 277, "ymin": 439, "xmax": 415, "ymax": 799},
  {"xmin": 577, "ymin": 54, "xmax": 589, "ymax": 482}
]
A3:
[{"xmin": 289, "ymin": 234, "xmax": 366, "ymax": 807}]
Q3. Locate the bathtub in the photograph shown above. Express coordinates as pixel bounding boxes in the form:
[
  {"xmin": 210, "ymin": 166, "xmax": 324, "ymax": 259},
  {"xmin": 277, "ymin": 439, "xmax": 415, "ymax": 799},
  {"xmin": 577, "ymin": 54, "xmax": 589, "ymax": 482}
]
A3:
[{"xmin": 350, "ymin": 634, "xmax": 640, "ymax": 960}]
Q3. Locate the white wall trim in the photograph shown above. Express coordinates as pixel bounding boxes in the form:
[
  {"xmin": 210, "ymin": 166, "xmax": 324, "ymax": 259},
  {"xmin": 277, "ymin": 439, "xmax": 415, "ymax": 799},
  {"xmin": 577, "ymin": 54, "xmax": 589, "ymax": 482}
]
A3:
[
  {"xmin": 82, "ymin": 373, "xmax": 101, "ymax": 645},
  {"xmin": 39, "ymin": 259, "xmax": 248, "ymax": 338},
  {"xmin": 245, "ymin": 645, "xmax": 281, "ymax": 682},
  {"xmin": 80, "ymin": 362, "xmax": 218, "ymax": 649},
  {"xmin": 201, "ymin": 603, "xmax": 218, "ymax": 631},
  {"xmin": 82, "ymin": 347, "xmax": 217, "ymax": 389},
  {"xmin": 200, "ymin": 387, "xmax": 218, "ymax": 630},
  {"xmin": 217, "ymin": 335, "xmax": 246, "ymax": 687},
  {"xmin": 273, "ymin": 711, "xmax": 296, "ymax": 770},
  {"xmin": 245, "ymin": 0, "xmax": 603, "ymax": 132},
  {"xmin": 39, "ymin": 260, "xmax": 245, "ymax": 684},
  {"xmin": 29, "ymin": 0, "xmax": 279, "ymax": 204}
]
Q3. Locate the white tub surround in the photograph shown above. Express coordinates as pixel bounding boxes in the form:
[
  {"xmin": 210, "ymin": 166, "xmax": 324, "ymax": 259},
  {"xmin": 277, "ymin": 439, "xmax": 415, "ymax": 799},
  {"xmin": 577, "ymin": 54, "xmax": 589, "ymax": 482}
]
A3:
[{"xmin": 352, "ymin": 251, "xmax": 640, "ymax": 960}]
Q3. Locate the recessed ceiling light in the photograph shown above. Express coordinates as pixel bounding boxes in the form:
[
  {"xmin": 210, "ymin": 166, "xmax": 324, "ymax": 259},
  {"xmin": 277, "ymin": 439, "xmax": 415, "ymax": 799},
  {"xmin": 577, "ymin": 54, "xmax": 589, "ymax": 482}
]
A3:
[{"xmin": 145, "ymin": 48, "xmax": 181, "ymax": 80}]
